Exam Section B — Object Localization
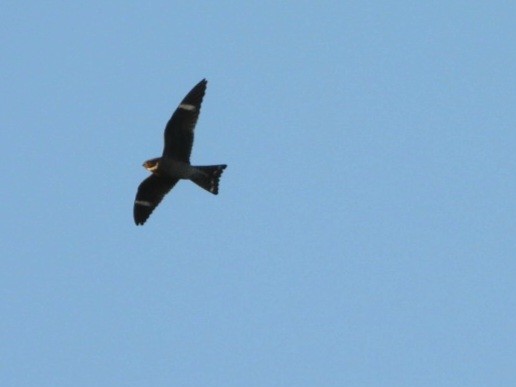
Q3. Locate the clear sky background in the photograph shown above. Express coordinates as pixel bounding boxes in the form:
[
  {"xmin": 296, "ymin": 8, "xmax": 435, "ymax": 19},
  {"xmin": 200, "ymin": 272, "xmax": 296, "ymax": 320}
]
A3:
[{"xmin": 1, "ymin": 2, "xmax": 515, "ymax": 386}]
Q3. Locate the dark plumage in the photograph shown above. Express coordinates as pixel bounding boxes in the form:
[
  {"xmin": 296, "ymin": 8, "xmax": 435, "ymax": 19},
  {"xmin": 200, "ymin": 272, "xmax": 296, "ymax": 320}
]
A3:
[{"xmin": 133, "ymin": 79, "xmax": 227, "ymax": 225}]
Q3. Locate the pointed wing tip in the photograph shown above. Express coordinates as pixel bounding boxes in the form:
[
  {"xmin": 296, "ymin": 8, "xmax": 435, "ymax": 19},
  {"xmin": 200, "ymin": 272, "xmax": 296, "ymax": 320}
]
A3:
[
  {"xmin": 134, "ymin": 211, "xmax": 149, "ymax": 226},
  {"xmin": 134, "ymin": 203, "xmax": 155, "ymax": 226}
]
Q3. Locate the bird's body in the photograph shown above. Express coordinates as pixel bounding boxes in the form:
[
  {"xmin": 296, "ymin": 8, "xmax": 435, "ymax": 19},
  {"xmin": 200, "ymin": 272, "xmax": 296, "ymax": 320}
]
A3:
[
  {"xmin": 133, "ymin": 79, "xmax": 227, "ymax": 225},
  {"xmin": 144, "ymin": 157, "xmax": 197, "ymax": 179}
]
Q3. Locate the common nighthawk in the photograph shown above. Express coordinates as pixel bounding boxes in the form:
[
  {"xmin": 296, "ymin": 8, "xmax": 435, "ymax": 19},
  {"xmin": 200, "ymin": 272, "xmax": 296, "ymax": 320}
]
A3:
[{"xmin": 133, "ymin": 79, "xmax": 227, "ymax": 225}]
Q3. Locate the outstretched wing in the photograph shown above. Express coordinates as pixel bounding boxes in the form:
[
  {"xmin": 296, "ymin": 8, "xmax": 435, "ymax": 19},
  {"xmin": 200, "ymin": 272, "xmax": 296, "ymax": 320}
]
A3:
[
  {"xmin": 134, "ymin": 174, "xmax": 178, "ymax": 225},
  {"xmin": 162, "ymin": 79, "xmax": 207, "ymax": 163}
]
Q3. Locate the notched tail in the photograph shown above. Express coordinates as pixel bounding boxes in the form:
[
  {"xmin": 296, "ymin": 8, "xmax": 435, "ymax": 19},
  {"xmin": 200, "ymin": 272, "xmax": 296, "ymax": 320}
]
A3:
[{"xmin": 191, "ymin": 165, "xmax": 227, "ymax": 194}]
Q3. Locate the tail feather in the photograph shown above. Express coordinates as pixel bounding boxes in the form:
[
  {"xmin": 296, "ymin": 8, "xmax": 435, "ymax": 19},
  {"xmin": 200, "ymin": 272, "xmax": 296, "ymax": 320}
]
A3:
[{"xmin": 191, "ymin": 165, "xmax": 227, "ymax": 194}]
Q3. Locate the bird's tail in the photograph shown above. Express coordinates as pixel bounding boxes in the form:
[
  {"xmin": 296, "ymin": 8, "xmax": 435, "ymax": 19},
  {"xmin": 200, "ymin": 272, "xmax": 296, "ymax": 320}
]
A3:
[{"xmin": 191, "ymin": 165, "xmax": 227, "ymax": 195}]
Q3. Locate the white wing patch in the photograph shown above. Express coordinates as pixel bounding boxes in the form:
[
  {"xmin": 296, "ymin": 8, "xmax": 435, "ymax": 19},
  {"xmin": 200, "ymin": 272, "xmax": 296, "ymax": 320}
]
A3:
[
  {"xmin": 179, "ymin": 104, "xmax": 196, "ymax": 111},
  {"xmin": 135, "ymin": 200, "xmax": 152, "ymax": 207}
]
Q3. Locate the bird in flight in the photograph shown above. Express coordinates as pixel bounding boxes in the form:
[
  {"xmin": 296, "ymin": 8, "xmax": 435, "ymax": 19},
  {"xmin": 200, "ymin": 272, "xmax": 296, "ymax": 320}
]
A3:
[{"xmin": 133, "ymin": 79, "xmax": 227, "ymax": 225}]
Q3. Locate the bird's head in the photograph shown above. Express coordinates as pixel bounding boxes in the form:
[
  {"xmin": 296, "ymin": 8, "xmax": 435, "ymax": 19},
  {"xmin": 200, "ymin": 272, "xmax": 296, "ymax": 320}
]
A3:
[{"xmin": 143, "ymin": 158, "xmax": 160, "ymax": 173}]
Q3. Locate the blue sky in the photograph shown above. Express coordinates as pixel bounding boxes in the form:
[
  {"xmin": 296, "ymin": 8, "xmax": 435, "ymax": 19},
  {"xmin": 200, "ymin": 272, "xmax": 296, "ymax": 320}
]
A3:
[{"xmin": 1, "ymin": 2, "xmax": 515, "ymax": 386}]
